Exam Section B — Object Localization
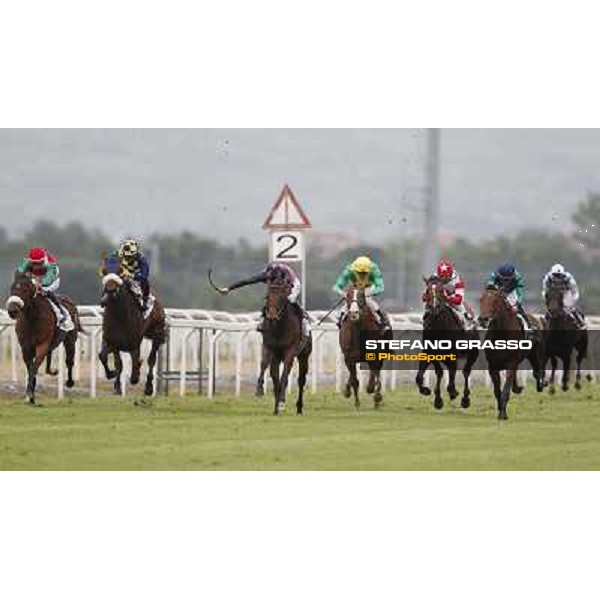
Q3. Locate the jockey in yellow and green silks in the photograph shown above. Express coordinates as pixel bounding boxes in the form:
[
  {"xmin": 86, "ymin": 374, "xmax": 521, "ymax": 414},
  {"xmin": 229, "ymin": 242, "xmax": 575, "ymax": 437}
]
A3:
[{"xmin": 333, "ymin": 255, "xmax": 391, "ymax": 331}]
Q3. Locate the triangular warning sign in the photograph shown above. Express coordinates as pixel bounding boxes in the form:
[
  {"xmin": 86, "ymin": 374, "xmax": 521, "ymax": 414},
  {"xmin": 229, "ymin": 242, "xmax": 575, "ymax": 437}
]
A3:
[{"xmin": 263, "ymin": 184, "xmax": 312, "ymax": 230}]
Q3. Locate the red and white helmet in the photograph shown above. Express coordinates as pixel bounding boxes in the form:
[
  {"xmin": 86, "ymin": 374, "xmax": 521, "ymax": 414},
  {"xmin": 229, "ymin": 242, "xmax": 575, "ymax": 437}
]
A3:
[
  {"xmin": 436, "ymin": 260, "xmax": 454, "ymax": 280},
  {"xmin": 27, "ymin": 247, "xmax": 47, "ymax": 264}
]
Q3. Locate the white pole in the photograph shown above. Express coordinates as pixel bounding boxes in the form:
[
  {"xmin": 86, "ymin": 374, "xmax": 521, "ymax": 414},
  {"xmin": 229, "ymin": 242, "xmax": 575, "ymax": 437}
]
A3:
[{"xmin": 57, "ymin": 343, "xmax": 65, "ymax": 399}]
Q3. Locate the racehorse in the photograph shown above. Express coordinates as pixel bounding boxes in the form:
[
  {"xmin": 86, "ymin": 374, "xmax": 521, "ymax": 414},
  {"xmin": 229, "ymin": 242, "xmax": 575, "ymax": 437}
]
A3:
[
  {"xmin": 98, "ymin": 256, "xmax": 167, "ymax": 397},
  {"xmin": 259, "ymin": 283, "xmax": 311, "ymax": 415},
  {"xmin": 5, "ymin": 271, "xmax": 81, "ymax": 404},
  {"xmin": 415, "ymin": 277, "xmax": 479, "ymax": 410},
  {"xmin": 339, "ymin": 286, "xmax": 391, "ymax": 409},
  {"xmin": 545, "ymin": 281, "xmax": 589, "ymax": 393},
  {"xmin": 479, "ymin": 285, "xmax": 545, "ymax": 420}
]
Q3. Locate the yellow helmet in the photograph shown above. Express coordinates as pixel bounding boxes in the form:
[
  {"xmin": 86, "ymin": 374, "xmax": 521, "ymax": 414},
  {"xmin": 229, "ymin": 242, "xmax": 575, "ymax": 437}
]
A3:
[
  {"xmin": 351, "ymin": 256, "xmax": 373, "ymax": 273},
  {"xmin": 119, "ymin": 238, "xmax": 139, "ymax": 259}
]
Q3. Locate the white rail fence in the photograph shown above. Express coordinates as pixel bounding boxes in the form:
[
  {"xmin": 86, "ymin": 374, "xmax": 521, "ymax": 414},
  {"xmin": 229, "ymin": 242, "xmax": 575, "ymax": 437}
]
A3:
[{"xmin": 0, "ymin": 307, "xmax": 598, "ymax": 399}]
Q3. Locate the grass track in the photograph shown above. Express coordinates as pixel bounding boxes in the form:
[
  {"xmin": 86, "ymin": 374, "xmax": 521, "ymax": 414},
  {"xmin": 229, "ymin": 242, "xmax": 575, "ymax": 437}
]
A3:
[{"xmin": 1, "ymin": 385, "xmax": 599, "ymax": 469}]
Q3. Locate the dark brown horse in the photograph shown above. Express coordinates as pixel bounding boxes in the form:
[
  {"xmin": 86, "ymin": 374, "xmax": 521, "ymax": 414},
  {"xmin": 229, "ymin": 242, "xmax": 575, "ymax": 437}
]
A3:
[
  {"xmin": 5, "ymin": 271, "xmax": 80, "ymax": 404},
  {"xmin": 261, "ymin": 283, "xmax": 311, "ymax": 415},
  {"xmin": 416, "ymin": 277, "xmax": 479, "ymax": 410},
  {"xmin": 98, "ymin": 258, "xmax": 166, "ymax": 396},
  {"xmin": 479, "ymin": 285, "xmax": 545, "ymax": 420},
  {"xmin": 545, "ymin": 282, "xmax": 589, "ymax": 393},
  {"xmin": 339, "ymin": 286, "xmax": 390, "ymax": 409}
]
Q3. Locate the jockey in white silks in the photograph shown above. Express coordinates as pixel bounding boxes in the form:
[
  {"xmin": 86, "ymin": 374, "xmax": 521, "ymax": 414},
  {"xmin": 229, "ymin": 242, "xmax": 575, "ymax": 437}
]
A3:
[{"xmin": 542, "ymin": 263, "xmax": 586, "ymax": 328}]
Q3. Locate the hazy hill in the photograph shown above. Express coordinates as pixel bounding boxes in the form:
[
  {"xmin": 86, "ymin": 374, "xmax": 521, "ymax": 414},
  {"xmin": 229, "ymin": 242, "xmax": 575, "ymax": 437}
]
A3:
[{"xmin": 0, "ymin": 128, "xmax": 598, "ymax": 244}]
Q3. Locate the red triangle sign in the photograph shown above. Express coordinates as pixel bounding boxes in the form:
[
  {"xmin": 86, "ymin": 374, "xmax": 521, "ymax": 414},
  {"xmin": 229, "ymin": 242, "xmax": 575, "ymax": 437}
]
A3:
[{"xmin": 263, "ymin": 184, "xmax": 312, "ymax": 230}]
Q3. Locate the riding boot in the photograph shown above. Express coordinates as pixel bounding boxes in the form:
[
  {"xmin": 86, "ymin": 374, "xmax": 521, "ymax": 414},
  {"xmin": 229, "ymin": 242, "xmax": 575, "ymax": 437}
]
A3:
[
  {"xmin": 378, "ymin": 309, "xmax": 391, "ymax": 332},
  {"xmin": 46, "ymin": 291, "xmax": 68, "ymax": 325}
]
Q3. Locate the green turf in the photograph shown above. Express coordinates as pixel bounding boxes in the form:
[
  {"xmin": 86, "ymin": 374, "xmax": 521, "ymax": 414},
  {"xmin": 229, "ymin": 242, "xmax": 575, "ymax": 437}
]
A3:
[{"xmin": 0, "ymin": 384, "xmax": 599, "ymax": 470}]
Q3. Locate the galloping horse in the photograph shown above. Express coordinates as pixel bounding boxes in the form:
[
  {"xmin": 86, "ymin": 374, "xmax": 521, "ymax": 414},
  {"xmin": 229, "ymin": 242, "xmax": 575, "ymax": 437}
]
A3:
[
  {"xmin": 6, "ymin": 271, "xmax": 81, "ymax": 404},
  {"xmin": 416, "ymin": 277, "xmax": 479, "ymax": 410},
  {"xmin": 545, "ymin": 281, "xmax": 589, "ymax": 393},
  {"xmin": 258, "ymin": 283, "xmax": 311, "ymax": 415},
  {"xmin": 339, "ymin": 286, "xmax": 390, "ymax": 409},
  {"xmin": 479, "ymin": 285, "xmax": 545, "ymax": 420},
  {"xmin": 99, "ymin": 257, "xmax": 167, "ymax": 396}
]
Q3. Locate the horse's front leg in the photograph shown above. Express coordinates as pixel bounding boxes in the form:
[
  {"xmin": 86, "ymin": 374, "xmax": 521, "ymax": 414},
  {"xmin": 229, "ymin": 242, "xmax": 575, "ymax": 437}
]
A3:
[
  {"xmin": 129, "ymin": 346, "xmax": 142, "ymax": 386},
  {"xmin": 26, "ymin": 341, "xmax": 52, "ymax": 404},
  {"xmin": 275, "ymin": 351, "xmax": 296, "ymax": 415},
  {"xmin": 489, "ymin": 369, "xmax": 503, "ymax": 419},
  {"xmin": 256, "ymin": 344, "xmax": 269, "ymax": 398},
  {"xmin": 64, "ymin": 332, "xmax": 76, "ymax": 388},
  {"xmin": 296, "ymin": 349, "xmax": 310, "ymax": 415},
  {"xmin": 461, "ymin": 350, "xmax": 477, "ymax": 409},
  {"xmin": 270, "ymin": 356, "xmax": 281, "ymax": 415},
  {"xmin": 144, "ymin": 338, "xmax": 161, "ymax": 396},
  {"xmin": 99, "ymin": 339, "xmax": 117, "ymax": 380},
  {"xmin": 446, "ymin": 361, "xmax": 458, "ymax": 400},
  {"xmin": 345, "ymin": 359, "xmax": 360, "ymax": 409},
  {"xmin": 372, "ymin": 364, "xmax": 383, "ymax": 409},
  {"xmin": 548, "ymin": 355, "xmax": 558, "ymax": 395},
  {"xmin": 433, "ymin": 361, "xmax": 444, "ymax": 410},
  {"xmin": 575, "ymin": 333, "xmax": 588, "ymax": 390},
  {"xmin": 561, "ymin": 353, "xmax": 572, "ymax": 392},
  {"xmin": 500, "ymin": 368, "xmax": 516, "ymax": 420},
  {"xmin": 113, "ymin": 352, "xmax": 123, "ymax": 395},
  {"xmin": 415, "ymin": 359, "xmax": 431, "ymax": 396}
]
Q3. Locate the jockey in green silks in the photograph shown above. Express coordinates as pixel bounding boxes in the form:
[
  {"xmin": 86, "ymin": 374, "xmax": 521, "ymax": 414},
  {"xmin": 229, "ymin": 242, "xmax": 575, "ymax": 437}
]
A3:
[{"xmin": 333, "ymin": 255, "xmax": 391, "ymax": 332}]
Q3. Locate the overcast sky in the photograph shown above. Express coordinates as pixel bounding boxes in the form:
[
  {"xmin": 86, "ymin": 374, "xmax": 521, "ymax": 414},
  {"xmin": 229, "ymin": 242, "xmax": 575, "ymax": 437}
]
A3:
[{"xmin": 0, "ymin": 128, "xmax": 598, "ymax": 244}]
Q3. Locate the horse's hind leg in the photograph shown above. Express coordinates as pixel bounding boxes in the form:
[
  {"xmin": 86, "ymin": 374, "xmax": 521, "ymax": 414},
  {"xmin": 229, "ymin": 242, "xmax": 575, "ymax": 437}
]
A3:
[
  {"xmin": 45, "ymin": 351, "xmax": 58, "ymax": 376},
  {"xmin": 64, "ymin": 333, "xmax": 76, "ymax": 388},
  {"xmin": 99, "ymin": 339, "xmax": 117, "ymax": 380},
  {"xmin": 415, "ymin": 360, "xmax": 431, "ymax": 396},
  {"xmin": 433, "ymin": 362, "xmax": 444, "ymax": 410},
  {"xmin": 144, "ymin": 338, "xmax": 161, "ymax": 396}
]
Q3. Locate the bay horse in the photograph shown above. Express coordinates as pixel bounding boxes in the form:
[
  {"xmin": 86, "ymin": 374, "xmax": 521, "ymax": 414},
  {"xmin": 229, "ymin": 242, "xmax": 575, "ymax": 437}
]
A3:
[
  {"xmin": 339, "ymin": 286, "xmax": 391, "ymax": 409},
  {"xmin": 98, "ymin": 257, "xmax": 167, "ymax": 396},
  {"xmin": 5, "ymin": 271, "xmax": 80, "ymax": 404},
  {"xmin": 260, "ymin": 283, "xmax": 311, "ymax": 415},
  {"xmin": 545, "ymin": 282, "xmax": 589, "ymax": 393},
  {"xmin": 479, "ymin": 285, "xmax": 545, "ymax": 420},
  {"xmin": 415, "ymin": 277, "xmax": 479, "ymax": 410}
]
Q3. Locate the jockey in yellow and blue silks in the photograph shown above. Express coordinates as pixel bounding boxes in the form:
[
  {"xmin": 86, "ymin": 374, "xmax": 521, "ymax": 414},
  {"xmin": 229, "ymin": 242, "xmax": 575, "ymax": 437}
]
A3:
[
  {"xmin": 333, "ymin": 255, "xmax": 391, "ymax": 331},
  {"xmin": 117, "ymin": 238, "xmax": 151, "ymax": 311}
]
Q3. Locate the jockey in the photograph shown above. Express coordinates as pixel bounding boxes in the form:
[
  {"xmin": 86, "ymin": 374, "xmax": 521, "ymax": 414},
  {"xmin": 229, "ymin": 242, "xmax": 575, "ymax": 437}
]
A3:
[
  {"xmin": 333, "ymin": 255, "xmax": 391, "ymax": 331},
  {"xmin": 425, "ymin": 259, "xmax": 475, "ymax": 328},
  {"xmin": 486, "ymin": 262, "xmax": 531, "ymax": 331},
  {"xmin": 218, "ymin": 262, "xmax": 311, "ymax": 339},
  {"xmin": 17, "ymin": 247, "xmax": 74, "ymax": 331},
  {"xmin": 117, "ymin": 238, "xmax": 151, "ymax": 311},
  {"xmin": 542, "ymin": 263, "xmax": 585, "ymax": 327}
]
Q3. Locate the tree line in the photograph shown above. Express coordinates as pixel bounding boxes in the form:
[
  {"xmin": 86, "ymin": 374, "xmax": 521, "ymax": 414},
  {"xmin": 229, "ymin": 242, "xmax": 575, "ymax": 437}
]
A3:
[{"xmin": 1, "ymin": 194, "xmax": 599, "ymax": 313}]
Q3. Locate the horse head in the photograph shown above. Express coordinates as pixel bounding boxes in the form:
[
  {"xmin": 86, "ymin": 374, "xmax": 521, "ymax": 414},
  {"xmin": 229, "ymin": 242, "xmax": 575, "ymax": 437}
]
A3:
[
  {"xmin": 265, "ymin": 283, "xmax": 289, "ymax": 322},
  {"xmin": 546, "ymin": 281, "xmax": 567, "ymax": 318},
  {"xmin": 6, "ymin": 271, "xmax": 39, "ymax": 319},
  {"xmin": 479, "ymin": 284, "xmax": 508, "ymax": 327},
  {"xmin": 344, "ymin": 287, "xmax": 363, "ymax": 322},
  {"xmin": 423, "ymin": 277, "xmax": 447, "ymax": 317},
  {"xmin": 101, "ymin": 256, "xmax": 125, "ymax": 304}
]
